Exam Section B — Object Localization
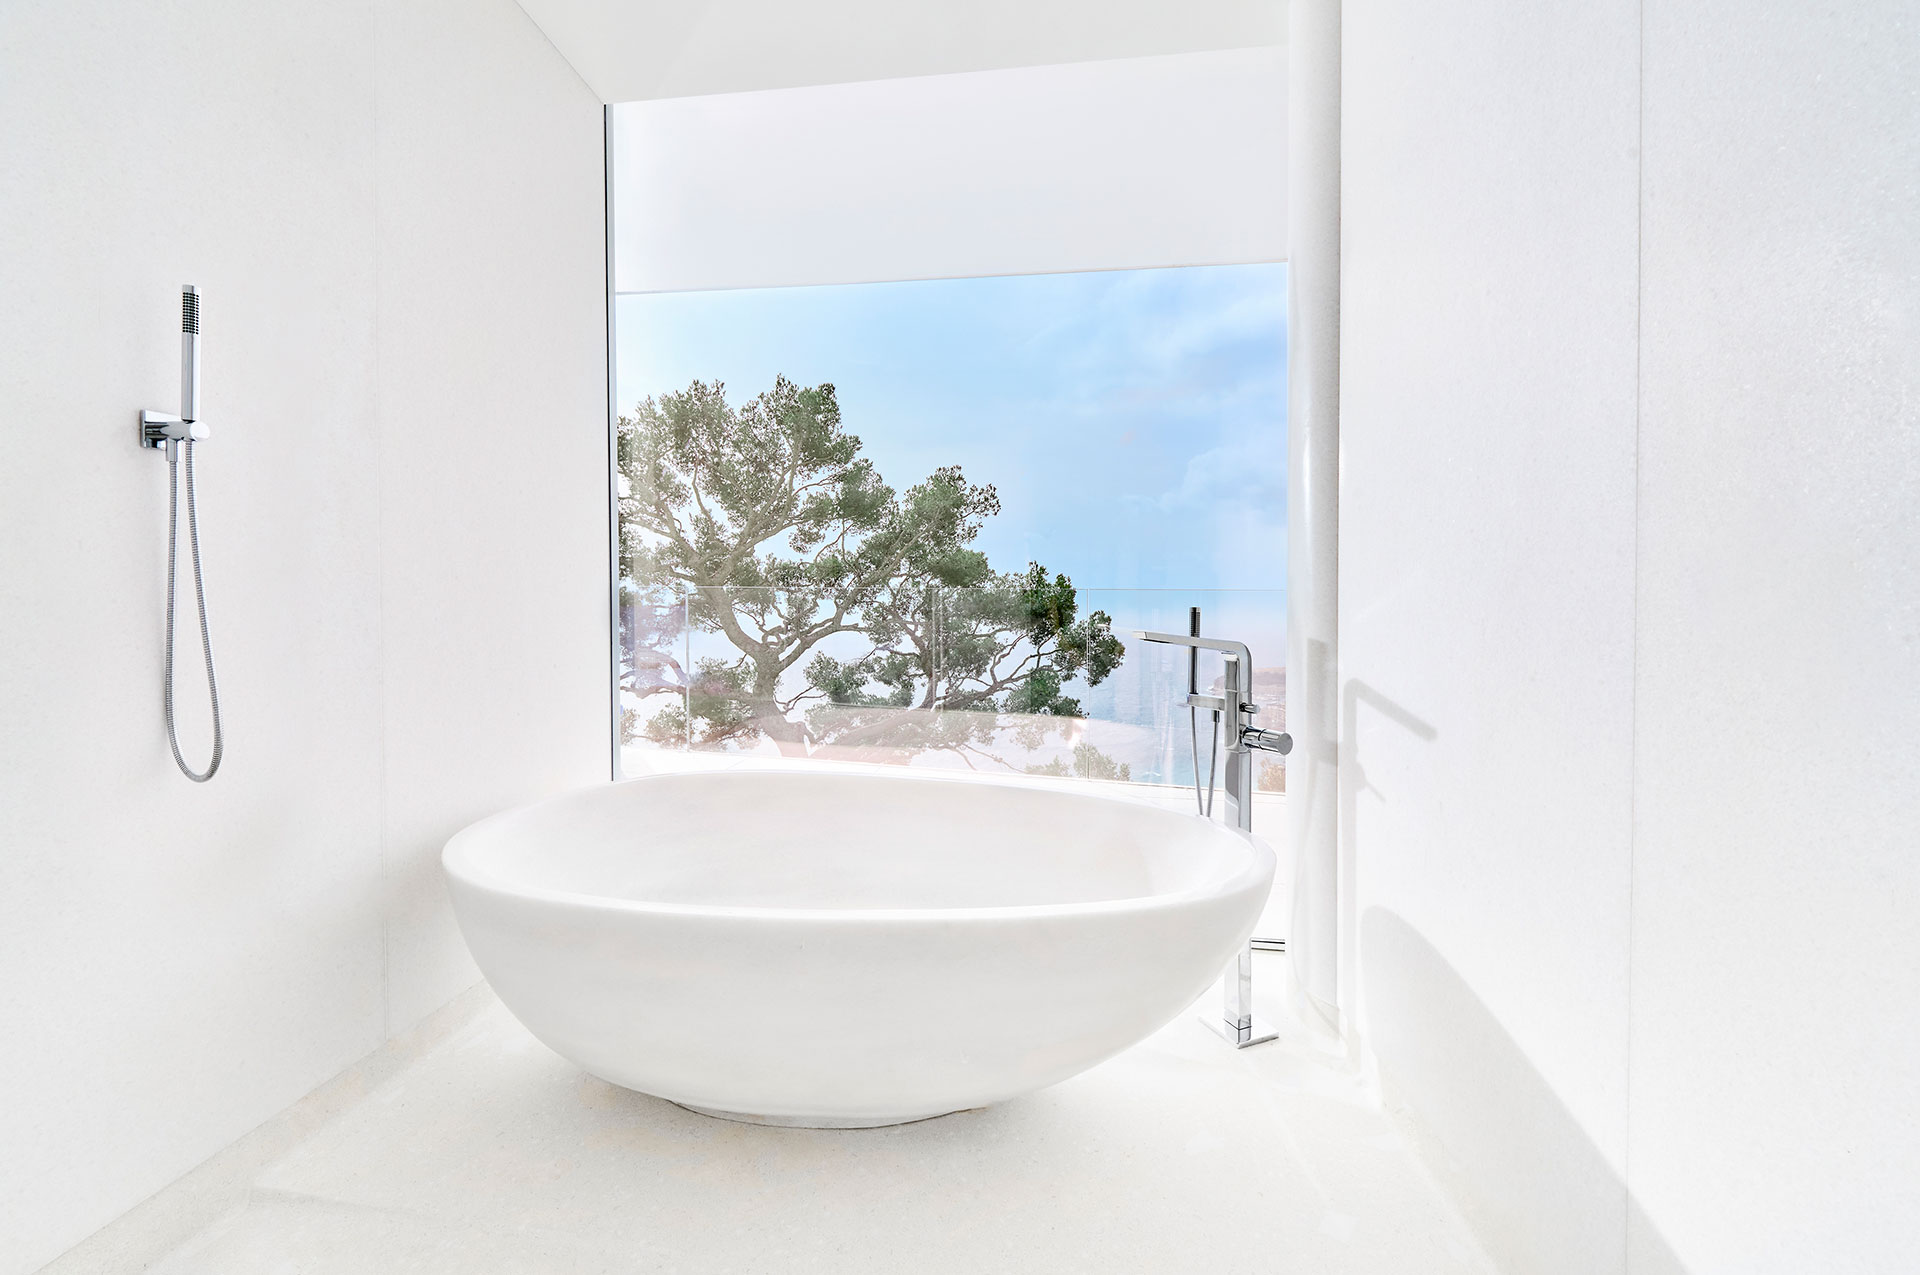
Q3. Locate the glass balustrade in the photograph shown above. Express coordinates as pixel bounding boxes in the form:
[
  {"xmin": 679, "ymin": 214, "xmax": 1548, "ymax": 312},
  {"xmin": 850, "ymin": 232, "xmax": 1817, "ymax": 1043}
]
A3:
[{"xmin": 617, "ymin": 584, "xmax": 1285, "ymax": 801}]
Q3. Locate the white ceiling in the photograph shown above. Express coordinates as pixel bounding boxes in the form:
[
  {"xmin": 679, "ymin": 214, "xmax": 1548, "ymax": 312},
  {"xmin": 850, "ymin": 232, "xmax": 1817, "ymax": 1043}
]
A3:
[{"xmin": 513, "ymin": 0, "xmax": 1285, "ymax": 103}]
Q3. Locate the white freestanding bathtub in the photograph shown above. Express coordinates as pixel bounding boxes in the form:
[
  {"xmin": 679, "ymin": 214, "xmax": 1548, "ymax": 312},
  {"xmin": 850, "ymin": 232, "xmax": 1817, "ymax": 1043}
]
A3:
[{"xmin": 443, "ymin": 768, "xmax": 1274, "ymax": 1127}]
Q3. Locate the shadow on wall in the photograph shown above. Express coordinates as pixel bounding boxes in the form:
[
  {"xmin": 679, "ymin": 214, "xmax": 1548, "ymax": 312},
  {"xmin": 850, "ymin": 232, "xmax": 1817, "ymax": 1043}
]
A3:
[
  {"xmin": 1337, "ymin": 678, "xmax": 1441, "ymax": 1018},
  {"xmin": 1287, "ymin": 638, "xmax": 1339, "ymax": 1012},
  {"xmin": 1362, "ymin": 909, "xmax": 1687, "ymax": 1275}
]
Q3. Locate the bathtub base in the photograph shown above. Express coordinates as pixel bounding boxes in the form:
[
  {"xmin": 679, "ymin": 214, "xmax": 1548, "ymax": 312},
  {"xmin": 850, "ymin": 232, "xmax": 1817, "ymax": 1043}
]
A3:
[{"xmin": 675, "ymin": 1102, "xmax": 964, "ymax": 1129}]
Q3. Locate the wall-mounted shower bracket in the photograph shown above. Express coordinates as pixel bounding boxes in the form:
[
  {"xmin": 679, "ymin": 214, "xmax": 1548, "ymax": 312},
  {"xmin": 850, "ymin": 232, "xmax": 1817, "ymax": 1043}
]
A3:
[{"xmin": 140, "ymin": 410, "xmax": 208, "ymax": 450}]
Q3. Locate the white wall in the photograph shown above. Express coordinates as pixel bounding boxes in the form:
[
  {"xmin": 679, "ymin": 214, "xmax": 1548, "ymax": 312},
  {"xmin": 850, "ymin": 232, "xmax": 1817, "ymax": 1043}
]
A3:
[
  {"xmin": 1339, "ymin": 1, "xmax": 1920, "ymax": 1273},
  {"xmin": 0, "ymin": 2, "xmax": 606, "ymax": 1270},
  {"xmin": 1339, "ymin": 2, "xmax": 1641, "ymax": 1270},
  {"xmin": 612, "ymin": 48, "xmax": 1286, "ymax": 294},
  {"xmin": 1627, "ymin": 3, "xmax": 1920, "ymax": 1271},
  {"xmin": 372, "ymin": 0, "xmax": 611, "ymax": 1037},
  {"xmin": 516, "ymin": 0, "xmax": 1284, "ymax": 104}
]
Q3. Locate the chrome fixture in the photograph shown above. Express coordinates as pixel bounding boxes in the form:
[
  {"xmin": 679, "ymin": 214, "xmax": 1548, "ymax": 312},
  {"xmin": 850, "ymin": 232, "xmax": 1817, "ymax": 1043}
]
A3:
[
  {"xmin": 140, "ymin": 285, "xmax": 223, "ymax": 782},
  {"xmin": 1184, "ymin": 607, "xmax": 1218, "ymax": 818},
  {"xmin": 1136, "ymin": 611, "xmax": 1292, "ymax": 1047}
]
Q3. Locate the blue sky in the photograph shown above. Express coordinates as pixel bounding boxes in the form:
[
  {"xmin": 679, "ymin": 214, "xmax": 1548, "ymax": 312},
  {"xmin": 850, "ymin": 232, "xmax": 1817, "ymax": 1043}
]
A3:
[{"xmin": 615, "ymin": 263, "xmax": 1288, "ymax": 595}]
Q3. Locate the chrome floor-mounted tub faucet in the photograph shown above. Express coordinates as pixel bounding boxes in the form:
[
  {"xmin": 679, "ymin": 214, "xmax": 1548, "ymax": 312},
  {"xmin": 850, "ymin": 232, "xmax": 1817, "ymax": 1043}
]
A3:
[{"xmin": 1136, "ymin": 610, "xmax": 1291, "ymax": 1047}]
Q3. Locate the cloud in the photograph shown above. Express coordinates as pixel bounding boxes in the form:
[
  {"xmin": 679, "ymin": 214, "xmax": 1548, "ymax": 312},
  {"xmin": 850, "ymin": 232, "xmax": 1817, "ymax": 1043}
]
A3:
[
  {"xmin": 1012, "ymin": 265, "xmax": 1288, "ymax": 422},
  {"xmin": 1147, "ymin": 440, "xmax": 1287, "ymax": 514}
]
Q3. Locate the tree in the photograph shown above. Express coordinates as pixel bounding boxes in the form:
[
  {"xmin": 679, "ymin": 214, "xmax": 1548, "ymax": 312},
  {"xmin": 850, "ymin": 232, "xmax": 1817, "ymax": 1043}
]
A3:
[
  {"xmin": 1027, "ymin": 742, "xmax": 1134, "ymax": 784},
  {"xmin": 798, "ymin": 562, "xmax": 1126, "ymax": 767},
  {"xmin": 617, "ymin": 376, "xmax": 1126, "ymax": 766},
  {"xmin": 617, "ymin": 587, "xmax": 688, "ymax": 743}
]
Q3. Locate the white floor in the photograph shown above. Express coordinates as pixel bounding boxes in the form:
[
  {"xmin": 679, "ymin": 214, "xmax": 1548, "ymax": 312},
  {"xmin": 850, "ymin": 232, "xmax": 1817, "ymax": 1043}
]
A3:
[{"xmin": 57, "ymin": 959, "xmax": 1497, "ymax": 1274}]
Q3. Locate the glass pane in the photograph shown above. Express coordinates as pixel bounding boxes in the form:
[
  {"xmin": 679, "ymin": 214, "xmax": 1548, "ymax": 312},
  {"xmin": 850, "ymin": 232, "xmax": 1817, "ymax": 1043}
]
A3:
[{"xmin": 613, "ymin": 265, "xmax": 1286, "ymax": 793}]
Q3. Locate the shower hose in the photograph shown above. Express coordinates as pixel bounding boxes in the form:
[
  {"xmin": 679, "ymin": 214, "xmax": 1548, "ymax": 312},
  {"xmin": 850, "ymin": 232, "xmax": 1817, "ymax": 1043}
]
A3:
[
  {"xmin": 1190, "ymin": 705, "xmax": 1219, "ymax": 817},
  {"xmin": 164, "ymin": 439, "xmax": 223, "ymax": 782}
]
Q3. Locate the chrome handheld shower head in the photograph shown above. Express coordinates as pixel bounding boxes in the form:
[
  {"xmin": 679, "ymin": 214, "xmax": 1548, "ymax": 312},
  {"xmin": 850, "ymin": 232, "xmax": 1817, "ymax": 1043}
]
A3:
[
  {"xmin": 138, "ymin": 285, "xmax": 223, "ymax": 780},
  {"xmin": 141, "ymin": 287, "xmax": 207, "ymax": 449},
  {"xmin": 1187, "ymin": 605, "xmax": 1201, "ymax": 695},
  {"xmin": 181, "ymin": 285, "xmax": 200, "ymax": 421}
]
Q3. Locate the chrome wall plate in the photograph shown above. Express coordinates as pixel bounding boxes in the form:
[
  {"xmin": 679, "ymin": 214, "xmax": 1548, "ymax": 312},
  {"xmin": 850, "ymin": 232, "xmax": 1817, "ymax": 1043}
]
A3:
[{"xmin": 140, "ymin": 409, "xmax": 181, "ymax": 449}]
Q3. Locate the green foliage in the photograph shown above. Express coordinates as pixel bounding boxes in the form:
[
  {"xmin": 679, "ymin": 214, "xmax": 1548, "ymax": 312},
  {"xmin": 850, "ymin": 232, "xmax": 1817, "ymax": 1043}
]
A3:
[
  {"xmin": 682, "ymin": 658, "xmax": 758, "ymax": 747},
  {"xmin": 1026, "ymin": 743, "xmax": 1133, "ymax": 783},
  {"xmin": 617, "ymin": 376, "xmax": 1127, "ymax": 765},
  {"xmin": 1069, "ymin": 742, "xmax": 1132, "ymax": 783},
  {"xmin": 640, "ymin": 705, "xmax": 686, "ymax": 747}
]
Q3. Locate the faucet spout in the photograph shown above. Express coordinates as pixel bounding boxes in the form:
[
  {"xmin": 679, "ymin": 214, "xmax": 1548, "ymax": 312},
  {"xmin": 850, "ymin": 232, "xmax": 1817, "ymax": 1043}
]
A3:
[{"xmin": 1134, "ymin": 629, "xmax": 1253, "ymax": 664}]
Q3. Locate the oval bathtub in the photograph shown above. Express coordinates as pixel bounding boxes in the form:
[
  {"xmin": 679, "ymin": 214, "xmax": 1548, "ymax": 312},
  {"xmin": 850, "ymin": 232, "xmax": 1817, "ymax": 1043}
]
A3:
[{"xmin": 443, "ymin": 768, "xmax": 1274, "ymax": 1127}]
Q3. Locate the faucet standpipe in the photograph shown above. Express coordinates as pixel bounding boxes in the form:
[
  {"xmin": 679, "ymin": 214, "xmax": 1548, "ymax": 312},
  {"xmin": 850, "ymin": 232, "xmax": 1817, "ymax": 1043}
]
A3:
[{"xmin": 1135, "ymin": 626, "xmax": 1292, "ymax": 1048}]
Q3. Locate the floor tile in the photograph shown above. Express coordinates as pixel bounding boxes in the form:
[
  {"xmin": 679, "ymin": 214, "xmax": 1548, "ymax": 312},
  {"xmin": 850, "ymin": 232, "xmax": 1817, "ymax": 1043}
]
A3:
[
  {"xmin": 145, "ymin": 1194, "xmax": 615, "ymax": 1275},
  {"xmin": 169, "ymin": 958, "xmax": 1500, "ymax": 1275}
]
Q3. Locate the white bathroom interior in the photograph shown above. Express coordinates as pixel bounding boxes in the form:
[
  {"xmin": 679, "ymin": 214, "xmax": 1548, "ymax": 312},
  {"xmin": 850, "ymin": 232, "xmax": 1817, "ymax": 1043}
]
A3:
[{"xmin": 3, "ymin": 1, "xmax": 1916, "ymax": 1271}]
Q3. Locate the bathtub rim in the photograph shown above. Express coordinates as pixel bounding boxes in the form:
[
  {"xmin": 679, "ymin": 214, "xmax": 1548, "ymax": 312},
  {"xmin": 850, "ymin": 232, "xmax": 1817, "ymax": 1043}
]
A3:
[{"xmin": 442, "ymin": 766, "xmax": 1275, "ymax": 926}]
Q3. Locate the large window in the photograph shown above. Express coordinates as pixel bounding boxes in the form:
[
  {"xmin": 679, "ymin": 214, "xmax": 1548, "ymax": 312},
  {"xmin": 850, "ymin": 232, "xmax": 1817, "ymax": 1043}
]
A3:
[{"xmin": 614, "ymin": 264, "xmax": 1286, "ymax": 791}]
